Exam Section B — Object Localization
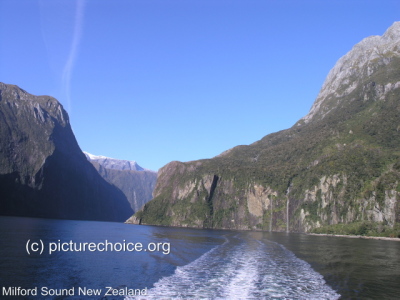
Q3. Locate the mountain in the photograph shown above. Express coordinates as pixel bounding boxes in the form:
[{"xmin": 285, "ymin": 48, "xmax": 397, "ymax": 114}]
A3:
[
  {"xmin": 84, "ymin": 152, "xmax": 157, "ymax": 212},
  {"xmin": 84, "ymin": 152, "xmax": 146, "ymax": 171},
  {"xmin": 128, "ymin": 22, "xmax": 400, "ymax": 236},
  {"xmin": 0, "ymin": 83, "xmax": 133, "ymax": 221}
]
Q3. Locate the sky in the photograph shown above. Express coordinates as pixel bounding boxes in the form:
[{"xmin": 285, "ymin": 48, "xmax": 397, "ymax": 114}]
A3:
[{"xmin": 1, "ymin": 0, "xmax": 399, "ymax": 171}]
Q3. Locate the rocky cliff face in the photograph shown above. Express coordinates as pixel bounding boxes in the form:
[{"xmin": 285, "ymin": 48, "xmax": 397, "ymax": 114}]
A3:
[
  {"xmin": 84, "ymin": 152, "xmax": 157, "ymax": 212},
  {"xmin": 0, "ymin": 83, "xmax": 133, "ymax": 221},
  {"xmin": 130, "ymin": 22, "xmax": 400, "ymax": 233},
  {"xmin": 301, "ymin": 21, "xmax": 400, "ymax": 124}
]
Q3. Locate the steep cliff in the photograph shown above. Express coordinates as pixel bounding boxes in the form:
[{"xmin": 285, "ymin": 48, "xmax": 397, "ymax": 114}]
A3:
[
  {"xmin": 0, "ymin": 83, "xmax": 133, "ymax": 221},
  {"xmin": 129, "ymin": 22, "xmax": 400, "ymax": 234},
  {"xmin": 84, "ymin": 152, "xmax": 157, "ymax": 212}
]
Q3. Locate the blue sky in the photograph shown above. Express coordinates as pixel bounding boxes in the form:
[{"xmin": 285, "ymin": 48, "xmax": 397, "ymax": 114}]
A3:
[{"xmin": 1, "ymin": 0, "xmax": 399, "ymax": 171}]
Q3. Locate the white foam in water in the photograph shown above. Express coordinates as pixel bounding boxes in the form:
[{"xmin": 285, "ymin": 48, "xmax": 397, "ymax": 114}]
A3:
[
  {"xmin": 222, "ymin": 246, "xmax": 259, "ymax": 299},
  {"xmin": 126, "ymin": 235, "xmax": 340, "ymax": 299}
]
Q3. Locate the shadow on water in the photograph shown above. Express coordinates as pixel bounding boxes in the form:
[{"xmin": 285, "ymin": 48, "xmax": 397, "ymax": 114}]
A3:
[{"xmin": 0, "ymin": 217, "xmax": 226, "ymax": 299}]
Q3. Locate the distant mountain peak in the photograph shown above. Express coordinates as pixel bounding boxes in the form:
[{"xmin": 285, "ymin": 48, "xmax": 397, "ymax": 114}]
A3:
[
  {"xmin": 83, "ymin": 151, "xmax": 155, "ymax": 172},
  {"xmin": 84, "ymin": 152, "xmax": 118, "ymax": 161},
  {"xmin": 83, "ymin": 151, "xmax": 158, "ymax": 212}
]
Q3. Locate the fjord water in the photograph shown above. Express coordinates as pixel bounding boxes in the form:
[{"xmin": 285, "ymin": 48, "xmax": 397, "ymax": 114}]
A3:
[{"xmin": 0, "ymin": 217, "xmax": 399, "ymax": 299}]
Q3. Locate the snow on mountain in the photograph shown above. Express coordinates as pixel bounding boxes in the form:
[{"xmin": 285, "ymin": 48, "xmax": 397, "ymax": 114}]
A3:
[{"xmin": 83, "ymin": 151, "xmax": 155, "ymax": 172}]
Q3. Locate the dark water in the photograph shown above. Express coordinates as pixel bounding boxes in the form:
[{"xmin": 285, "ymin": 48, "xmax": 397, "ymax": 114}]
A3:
[{"xmin": 0, "ymin": 216, "xmax": 399, "ymax": 299}]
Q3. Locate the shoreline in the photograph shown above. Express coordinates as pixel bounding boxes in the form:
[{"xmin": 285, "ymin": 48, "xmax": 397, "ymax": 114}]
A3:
[
  {"xmin": 307, "ymin": 233, "xmax": 400, "ymax": 242},
  {"xmin": 126, "ymin": 219, "xmax": 400, "ymax": 240}
]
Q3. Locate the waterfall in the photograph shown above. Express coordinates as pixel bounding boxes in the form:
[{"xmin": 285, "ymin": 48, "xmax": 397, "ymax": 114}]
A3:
[
  {"xmin": 286, "ymin": 198, "xmax": 289, "ymax": 233},
  {"xmin": 269, "ymin": 197, "xmax": 273, "ymax": 232}
]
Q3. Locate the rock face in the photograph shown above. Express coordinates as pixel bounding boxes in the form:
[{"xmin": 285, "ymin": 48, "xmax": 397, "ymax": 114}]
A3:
[
  {"xmin": 0, "ymin": 83, "xmax": 133, "ymax": 221},
  {"xmin": 130, "ymin": 22, "xmax": 400, "ymax": 232},
  {"xmin": 301, "ymin": 21, "xmax": 400, "ymax": 124},
  {"xmin": 84, "ymin": 152, "xmax": 157, "ymax": 212}
]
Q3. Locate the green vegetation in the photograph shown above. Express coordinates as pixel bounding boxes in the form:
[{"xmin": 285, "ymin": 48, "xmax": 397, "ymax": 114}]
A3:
[{"xmin": 311, "ymin": 221, "xmax": 400, "ymax": 238}]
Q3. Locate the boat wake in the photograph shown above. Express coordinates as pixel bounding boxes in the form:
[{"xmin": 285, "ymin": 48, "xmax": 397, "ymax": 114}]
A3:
[{"xmin": 126, "ymin": 234, "xmax": 340, "ymax": 299}]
